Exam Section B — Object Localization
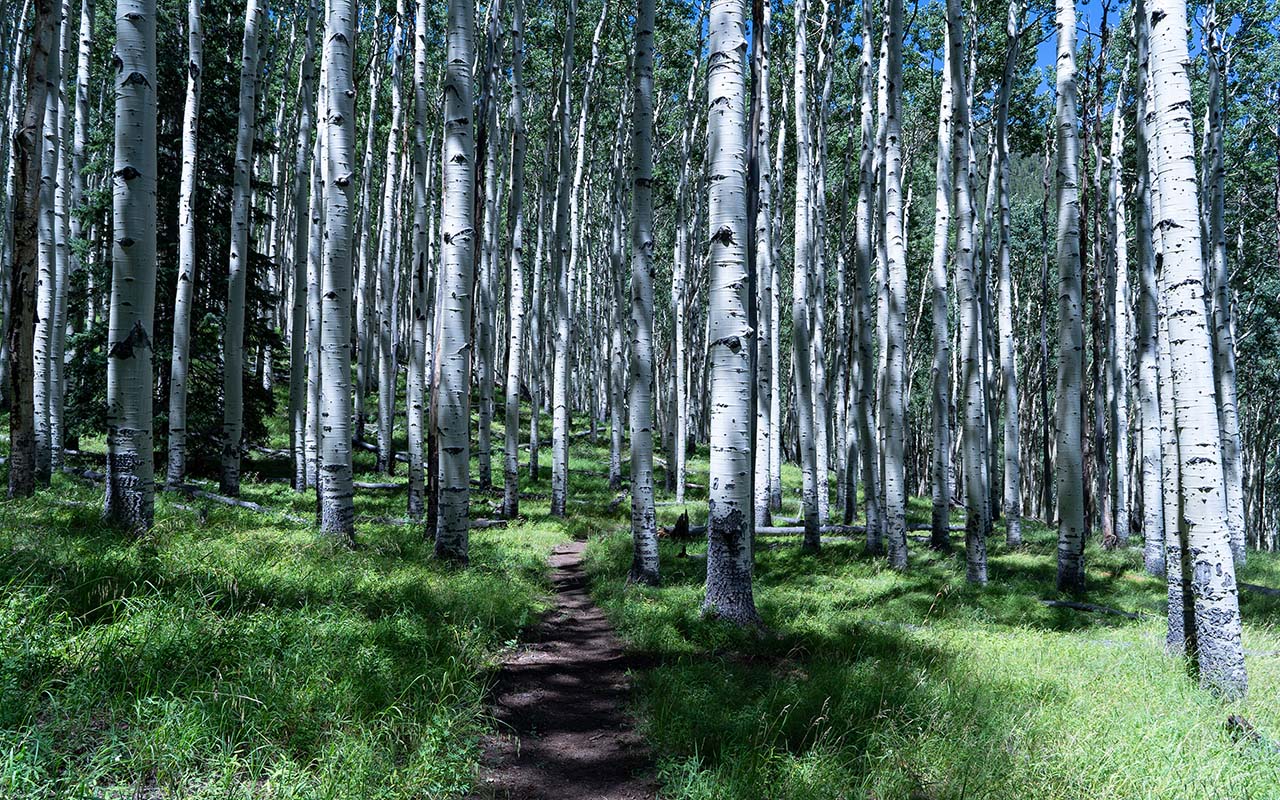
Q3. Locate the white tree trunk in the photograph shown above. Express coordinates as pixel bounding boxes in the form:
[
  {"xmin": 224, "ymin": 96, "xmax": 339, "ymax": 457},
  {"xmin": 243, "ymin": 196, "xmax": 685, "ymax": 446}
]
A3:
[
  {"xmin": 702, "ymin": 0, "xmax": 758, "ymax": 625},
  {"xmin": 751, "ymin": 0, "xmax": 773, "ymax": 530},
  {"xmin": 629, "ymin": 0, "xmax": 659, "ymax": 585},
  {"xmin": 1145, "ymin": 0, "xmax": 1247, "ymax": 698},
  {"xmin": 167, "ymin": 0, "xmax": 202, "ymax": 488},
  {"xmin": 407, "ymin": 0, "xmax": 432, "ymax": 519},
  {"xmin": 854, "ymin": 0, "xmax": 881, "ymax": 551},
  {"xmin": 1107, "ymin": 68, "xmax": 1131, "ymax": 548},
  {"xmin": 288, "ymin": 0, "xmax": 317, "ymax": 492},
  {"xmin": 927, "ymin": 8, "xmax": 954, "ymax": 551},
  {"xmin": 104, "ymin": 0, "xmax": 157, "ymax": 530},
  {"xmin": 549, "ymin": 0, "xmax": 575, "ymax": 517},
  {"xmin": 221, "ymin": 0, "xmax": 263, "ymax": 496},
  {"xmin": 318, "ymin": 0, "xmax": 357, "ymax": 541},
  {"xmin": 1054, "ymin": 0, "xmax": 1086, "ymax": 592},
  {"xmin": 434, "ymin": 0, "xmax": 476, "ymax": 560},
  {"xmin": 502, "ymin": 0, "xmax": 527, "ymax": 519},
  {"xmin": 33, "ymin": 20, "xmax": 58, "ymax": 484}
]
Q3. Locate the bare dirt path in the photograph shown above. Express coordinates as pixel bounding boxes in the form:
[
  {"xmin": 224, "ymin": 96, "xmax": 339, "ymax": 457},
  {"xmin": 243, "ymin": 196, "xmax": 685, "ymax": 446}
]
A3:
[{"xmin": 471, "ymin": 540, "xmax": 656, "ymax": 800}]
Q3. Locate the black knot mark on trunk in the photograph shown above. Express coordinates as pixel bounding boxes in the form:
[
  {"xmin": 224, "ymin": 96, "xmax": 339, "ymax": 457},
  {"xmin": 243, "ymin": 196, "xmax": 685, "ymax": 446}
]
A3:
[
  {"xmin": 711, "ymin": 335, "xmax": 743, "ymax": 353},
  {"xmin": 330, "ymin": 31, "xmax": 350, "ymax": 45},
  {"xmin": 449, "ymin": 151, "xmax": 469, "ymax": 164},
  {"xmin": 334, "ymin": 171, "xmax": 352, "ymax": 187},
  {"xmin": 1150, "ymin": 8, "xmax": 1166, "ymax": 26},
  {"xmin": 188, "ymin": 62, "xmax": 201, "ymax": 79},
  {"xmin": 108, "ymin": 320, "xmax": 151, "ymax": 360},
  {"xmin": 116, "ymin": 165, "xmax": 141, "ymax": 181},
  {"xmin": 443, "ymin": 446, "xmax": 464, "ymax": 455},
  {"xmin": 711, "ymin": 225, "xmax": 736, "ymax": 246},
  {"xmin": 122, "ymin": 71, "xmax": 151, "ymax": 89},
  {"xmin": 112, "ymin": 54, "xmax": 124, "ymax": 73},
  {"xmin": 117, "ymin": 237, "xmax": 135, "ymax": 248},
  {"xmin": 635, "ymin": 177, "xmax": 654, "ymax": 189}
]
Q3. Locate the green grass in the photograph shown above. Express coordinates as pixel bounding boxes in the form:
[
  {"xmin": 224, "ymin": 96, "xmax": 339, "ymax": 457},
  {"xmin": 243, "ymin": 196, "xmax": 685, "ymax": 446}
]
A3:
[
  {"xmin": 6, "ymin": 402, "xmax": 1280, "ymax": 799},
  {"xmin": 585, "ymin": 451, "xmax": 1280, "ymax": 800}
]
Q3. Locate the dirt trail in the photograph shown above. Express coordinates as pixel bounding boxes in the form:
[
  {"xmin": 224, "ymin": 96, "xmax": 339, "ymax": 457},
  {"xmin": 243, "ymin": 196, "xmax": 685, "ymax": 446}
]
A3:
[{"xmin": 472, "ymin": 540, "xmax": 656, "ymax": 800}]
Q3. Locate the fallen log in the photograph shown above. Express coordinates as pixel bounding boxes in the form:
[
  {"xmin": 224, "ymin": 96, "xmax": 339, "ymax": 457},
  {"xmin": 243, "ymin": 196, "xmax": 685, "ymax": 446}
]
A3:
[
  {"xmin": 353, "ymin": 481, "xmax": 402, "ymax": 490},
  {"xmin": 1227, "ymin": 715, "xmax": 1280, "ymax": 754},
  {"xmin": 168, "ymin": 484, "xmax": 311, "ymax": 525},
  {"xmin": 1039, "ymin": 599, "xmax": 1146, "ymax": 620},
  {"xmin": 1239, "ymin": 582, "xmax": 1280, "ymax": 598},
  {"xmin": 352, "ymin": 439, "xmax": 410, "ymax": 464}
]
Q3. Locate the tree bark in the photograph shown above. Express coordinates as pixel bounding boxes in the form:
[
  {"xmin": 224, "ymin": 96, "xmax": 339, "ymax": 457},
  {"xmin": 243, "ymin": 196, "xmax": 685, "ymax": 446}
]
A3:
[{"xmin": 502, "ymin": 0, "xmax": 527, "ymax": 519}]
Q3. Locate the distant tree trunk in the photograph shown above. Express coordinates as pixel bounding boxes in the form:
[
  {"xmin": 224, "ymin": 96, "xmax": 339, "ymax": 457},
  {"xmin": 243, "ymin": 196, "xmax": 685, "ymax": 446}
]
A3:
[
  {"xmin": 548, "ymin": 0, "xmax": 575, "ymax": 517},
  {"xmin": 5, "ymin": 0, "xmax": 57, "ymax": 499},
  {"xmin": 288, "ymin": 0, "xmax": 316, "ymax": 492},
  {"xmin": 1145, "ymin": 0, "xmax": 1247, "ymax": 699},
  {"xmin": 318, "ymin": 0, "xmax": 357, "ymax": 542},
  {"xmin": 527, "ymin": 151, "xmax": 549, "ymax": 480},
  {"xmin": 167, "ymin": 0, "xmax": 202, "ymax": 488},
  {"xmin": 104, "ymin": 0, "xmax": 158, "ymax": 531},
  {"xmin": 474, "ymin": 0, "xmax": 503, "ymax": 491},
  {"xmin": 305, "ymin": 129, "xmax": 324, "ymax": 490},
  {"xmin": 502, "ymin": 0, "xmax": 527, "ymax": 519},
  {"xmin": 434, "ymin": 0, "xmax": 476, "ymax": 560},
  {"xmin": 1203, "ymin": 5, "xmax": 1245, "ymax": 564},
  {"xmin": 702, "ymin": 0, "xmax": 758, "ymax": 625},
  {"xmin": 927, "ymin": 7, "xmax": 955, "ymax": 552},
  {"xmin": 791, "ymin": 0, "xmax": 820, "ymax": 553},
  {"xmin": 48, "ymin": 5, "xmax": 72, "ymax": 475},
  {"xmin": 1106, "ymin": 67, "xmax": 1131, "ymax": 548},
  {"xmin": 996, "ymin": 0, "xmax": 1025, "ymax": 547},
  {"xmin": 1134, "ymin": 4, "xmax": 1165, "ymax": 575},
  {"xmin": 407, "ymin": 0, "xmax": 431, "ymax": 519},
  {"xmin": 353, "ymin": 14, "xmax": 381, "ymax": 446},
  {"xmin": 1054, "ymin": 0, "xmax": 1086, "ymax": 592},
  {"xmin": 854, "ymin": 0, "xmax": 881, "ymax": 551},
  {"xmin": 375, "ymin": 0, "xmax": 407, "ymax": 475},
  {"xmin": 768, "ymin": 87, "xmax": 784, "ymax": 513},
  {"xmin": 629, "ymin": 0, "xmax": 659, "ymax": 586},
  {"xmin": 221, "ymin": 0, "xmax": 263, "ymax": 496},
  {"xmin": 751, "ymin": 0, "xmax": 773, "ymax": 530}
]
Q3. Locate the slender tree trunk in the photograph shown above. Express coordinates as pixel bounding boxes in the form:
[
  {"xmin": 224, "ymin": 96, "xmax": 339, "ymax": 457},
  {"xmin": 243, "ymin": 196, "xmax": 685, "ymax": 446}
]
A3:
[
  {"xmin": 167, "ymin": 0, "xmax": 202, "ymax": 488},
  {"xmin": 288, "ymin": 0, "xmax": 317, "ymax": 492},
  {"xmin": 434, "ymin": 0, "xmax": 476, "ymax": 560},
  {"xmin": 1107, "ymin": 67, "xmax": 1131, "ymax": 547},
  {"xmin": 33, "ymin": 13, "xmax": 59, "ymax": 485},
  {"xmin": 221, "ymin": 0, "xmax": 263, "ymax": 496},
  {"xmin": 407, "ymin": 0, "xmax": 431, "ymax": 519},
  {"xmin": 928, "ymin": 9, "xmax": 955, "ymax": 551},
  {"xmin": 502, "ymin": 0, "xmax": 527, "ymax": 519},
  {"xmin": 1055, "ymin": 0, "xmax": 1086, "ymax": 592},
  {"xmin": 1145, "ymin": 0, "xmax": 1247, "ymax": 699},
  {"xmin": 702, "ymin": 0, "xmax": 758, "ymax": 625},
  {"xmin": 996, "ymin": 0, "xmax": 1024, "ymax": 547},
  {"xmin": 5, "ymin": 0, "xmax": 57, "ymax": 498},
  {"xmin": 527, "ymin": 149, "xmax": 549, "ymax": 480},
  {"xmin": 104, "ymin": 0, "xmax": 158, "ymax": 530},
  {"xmin": 1135, "ymin": 6, "xmax": 1165, "ymax": 575},
  {"xmin": 474, "ymin": 0, "xmax": 503, "ymax": 491},
  {"xmin": 854, "ymin": 0, "xmax": 881, "ymax": 551},
  {"xmin": 549, "ymin": 0, "xmax": 575, "ymax": 517},
  {"xmin": 318, "ymin": 0, "xmax": 357, "ymax": 542},
  {"xmin": 629, "ymin": 0, "xmax": 659, "ymax": 585},
  {"xmin": 881, "ymin": 0, "xmax": 909, "ymax": 569},
  {"xmin": 751, "ymin": 0, "xmax": 773, "ymax": 529}
]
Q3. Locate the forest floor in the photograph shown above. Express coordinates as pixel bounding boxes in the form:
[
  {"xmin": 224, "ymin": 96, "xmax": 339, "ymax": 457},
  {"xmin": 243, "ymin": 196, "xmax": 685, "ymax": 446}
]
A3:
[{"xmin": 4, "ymin": 401, "xmax": 1280, "ymax": 799}]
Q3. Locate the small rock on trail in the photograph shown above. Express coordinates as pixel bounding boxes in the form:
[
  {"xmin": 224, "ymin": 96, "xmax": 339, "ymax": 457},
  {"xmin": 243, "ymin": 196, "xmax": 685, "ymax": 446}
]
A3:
[{"xmin": 471, "ymin": 540, "xmax": 656, "ymax": 800}]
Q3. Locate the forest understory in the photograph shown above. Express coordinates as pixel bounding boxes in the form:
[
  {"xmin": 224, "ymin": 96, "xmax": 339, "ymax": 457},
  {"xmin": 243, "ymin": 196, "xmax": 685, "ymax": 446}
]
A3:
[{"xmin": 3, "ymin": 404, "xmax": 1280, "ymax": 800}]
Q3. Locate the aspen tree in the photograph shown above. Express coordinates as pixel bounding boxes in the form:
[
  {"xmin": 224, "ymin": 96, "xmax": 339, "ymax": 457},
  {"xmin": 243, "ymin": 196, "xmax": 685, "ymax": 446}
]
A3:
[
  {"xmin": 1145, "ymin": 0, "xmax": 1248, "ymax": 698},
  {"xmin": 319, "ymin": 0, "xmax": 358, "ymax": 541},
  {"xmin": 167, "ymin": 0, "xmax": 202, "ymax": 488},
  {"xmin": 288, "ymin": 0, "xmax": 317, "ymax": 492},
  {"xmin": 407, "ymin": 0, "xmax": 431, "ymax": 519},
  {"xmin": 1055, "ymin": 0, "xmax": 1086, "ymax": 592},
  {"xmin": 502, "ymin": 0, "xmax": 527, "ymax": 519},
  {"xmin": 751, "ymin": 0, "xmax": 773, "ymax": 529},
  {"xmin": 434, "ymin": 0, "xmax": 476, "ymax": 560},
  {"xmin": 104, "ymin": 0, "xmax": 158, "ymax": 530},
  {"xmin": 854, "ymin": 0, "xmax": 881, "ymax": 552},
  {"xmin": 629, "ymin": 0, "xmax": 659, "ymax": 585},
  {"xmin": 33, "ymin": 10, "xmax": 58, "ymax": 485},
  {"xmin": 549, "ymin": 0, "xmax": 575, "ymax": 517},
  {"xmin": 221, "ymin": 0, "xmax": 264, "ymax": 496},
  {"xmin": 5, "ymin": 0, "xmax": 57, "ymax": 498},
  {"xmin": 702, "ymin": 0, "xmax": 758, "ymax": 624}
]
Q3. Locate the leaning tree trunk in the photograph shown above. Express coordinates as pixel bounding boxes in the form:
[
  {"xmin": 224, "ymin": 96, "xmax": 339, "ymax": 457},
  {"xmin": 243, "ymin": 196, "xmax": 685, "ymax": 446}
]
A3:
[
  {"xmin": 628, "ymin": 0, "xmax": 659, "ymax": 586},
  {"xmin": 434, "ymin": 0, "xmax": 476, "ymax": 561},
  {"xmin": 791, "ymin": 0, "xmax": 820, "ymax": 553},
  {"xmin": 221, "ymin": 0, "xmax": 263, "ymax": 496},
  {"xmin": 104, "ymin": 0, "xmax": 158, "ymax": 531},
  {"xmin": 702, "ymin": 0, "xmax": 759, "ymax": 625},
  {"xmin": 1145, "ymin": 0, "xmax": 1247, "ymax": 699},
  {"xmin": 288, "ymin": 0, "xmax": 316, "ymax": 492},
  {"xmin": 1054, "ymin": 0, "xmax": 1086, "ymax": 593},
  {"xmin": 318, "ymin": 0, "xmax": 357, "ymax": 542},
  {"xmin": 166, "ymin": 0, "xmax": 202, "ymax": 488},
  {"xmin": 501, "ymin": 0, "xmax": 527, "ymax": 519},
  {"xmin": 5, "ymin": 0, "xmax": 57, "ymax": 499}
]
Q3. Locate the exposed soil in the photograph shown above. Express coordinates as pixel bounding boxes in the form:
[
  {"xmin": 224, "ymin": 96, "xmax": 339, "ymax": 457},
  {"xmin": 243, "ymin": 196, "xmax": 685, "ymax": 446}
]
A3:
[{"xmin": 471, "ymin": 540, "xmax": 657, "ymax": 800}]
